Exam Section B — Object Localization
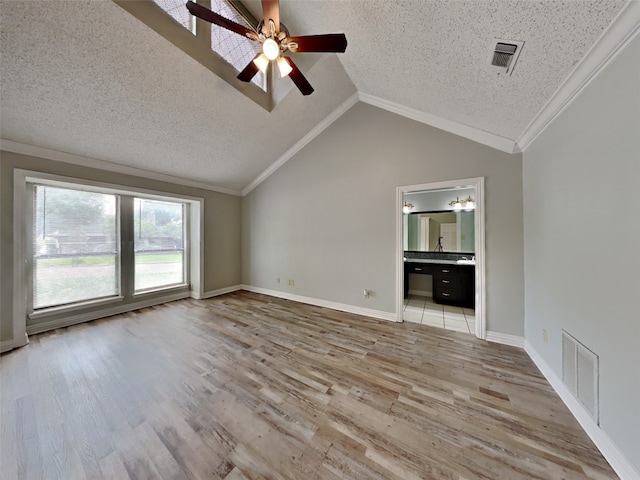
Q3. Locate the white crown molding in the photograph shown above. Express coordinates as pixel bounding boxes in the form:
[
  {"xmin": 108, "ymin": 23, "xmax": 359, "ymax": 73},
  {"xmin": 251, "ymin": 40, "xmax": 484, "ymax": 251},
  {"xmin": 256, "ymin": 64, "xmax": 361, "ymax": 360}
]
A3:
[
  {"xmin": 241, "ymin": 285, "xmax": 398, "ymax": 323},
  {"xmin": 0, "ymin": 139, "xmax": 242, "ymax": 196},
  {"xmin": 358, "ymin": 92, "xmax": 518, "ymax": 154},
  {"xmin": 517, "ymin": 0, "xmax": 640, "ymax": 152},
  {"xmin": 525, "ymin": 341, "xmax": 640, "ymax": 480},
  {"xmin": 485, "ymin": 331, "xmax": 525, "ymax": 348},
  {"xmin": 241, "ymin": 92, "xmax": 360, "ymax": 196}
]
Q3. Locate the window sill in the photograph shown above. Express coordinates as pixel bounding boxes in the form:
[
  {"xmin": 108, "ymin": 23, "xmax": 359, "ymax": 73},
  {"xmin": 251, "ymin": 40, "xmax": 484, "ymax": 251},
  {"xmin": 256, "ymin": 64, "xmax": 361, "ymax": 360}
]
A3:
[
  {"xmin": 29, "ymin": 296, "xmax": 125, "ymax": 320},
  {"xmin": 133, "ymin": 283, "xmax": 190, "ymax": 297}
]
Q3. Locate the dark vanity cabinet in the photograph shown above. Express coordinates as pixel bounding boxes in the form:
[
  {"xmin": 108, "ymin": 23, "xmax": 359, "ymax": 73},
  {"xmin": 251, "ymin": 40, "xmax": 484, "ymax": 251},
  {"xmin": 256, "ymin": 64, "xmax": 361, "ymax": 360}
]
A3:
[
  {"xmin": 404, "ymin": 262, "xmax": 475, "ymax": 309},
  {"xmin": 432, "ymin": 265, "xmax": 474, "ymax": 308}
]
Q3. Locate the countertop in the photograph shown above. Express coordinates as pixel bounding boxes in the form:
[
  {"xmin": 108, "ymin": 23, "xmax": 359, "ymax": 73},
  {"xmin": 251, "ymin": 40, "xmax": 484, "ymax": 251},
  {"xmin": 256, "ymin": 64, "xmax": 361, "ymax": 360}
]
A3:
[{"xmin": 404, "ymin": 258, "xmax": 475, "ymax": 266}]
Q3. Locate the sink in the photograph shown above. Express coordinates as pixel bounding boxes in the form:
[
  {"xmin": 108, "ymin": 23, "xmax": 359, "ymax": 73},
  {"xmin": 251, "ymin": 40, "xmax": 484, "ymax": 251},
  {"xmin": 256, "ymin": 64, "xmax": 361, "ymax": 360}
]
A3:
[{"xmin": 456, "ymin": 259, "xmax": 476, "ymax": 265}]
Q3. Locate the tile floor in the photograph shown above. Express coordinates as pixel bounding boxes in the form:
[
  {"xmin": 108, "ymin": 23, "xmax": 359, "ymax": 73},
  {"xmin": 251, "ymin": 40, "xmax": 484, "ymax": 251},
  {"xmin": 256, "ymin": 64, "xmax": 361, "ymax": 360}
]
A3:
[{"xmin": 403, "ymin": 294, "xmax": 475, "ymax": 334}]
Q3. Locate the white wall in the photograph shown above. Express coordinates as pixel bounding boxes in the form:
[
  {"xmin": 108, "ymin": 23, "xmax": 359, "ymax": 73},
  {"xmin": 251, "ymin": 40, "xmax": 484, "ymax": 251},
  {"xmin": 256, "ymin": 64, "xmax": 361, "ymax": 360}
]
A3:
[
  {"xmin": 523, "ymin": 36, "xmax": 640, "ymax": 473},
  {"xmin": 242, "ymin": 102, "xmax": 524, "ymax": 336}
]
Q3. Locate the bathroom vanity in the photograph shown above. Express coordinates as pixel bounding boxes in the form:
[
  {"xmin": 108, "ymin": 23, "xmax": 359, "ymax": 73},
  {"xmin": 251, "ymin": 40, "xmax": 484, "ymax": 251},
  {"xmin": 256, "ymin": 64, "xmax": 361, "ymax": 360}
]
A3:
[{"xmin": 404, "ymin": 254, "xmax": 475, "ymax": 308}]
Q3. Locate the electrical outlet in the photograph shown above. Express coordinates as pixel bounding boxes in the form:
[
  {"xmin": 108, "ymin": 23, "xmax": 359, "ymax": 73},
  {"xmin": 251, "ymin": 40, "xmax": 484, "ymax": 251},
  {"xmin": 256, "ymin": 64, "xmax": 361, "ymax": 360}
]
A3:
[
  {"xmin": 543, "ymin": 329, "xmax": 548, "ymax": 344},
  {"xmin": 363, "ymin": 289, "xmax": 370, "ymax": 298},
  {"xmin": 288, "ymin": 279, "xmax": 294, "ymax": 286},
  {"xmin": 276, "ymin": 277, "xmax": 280, "ymax": 284}
]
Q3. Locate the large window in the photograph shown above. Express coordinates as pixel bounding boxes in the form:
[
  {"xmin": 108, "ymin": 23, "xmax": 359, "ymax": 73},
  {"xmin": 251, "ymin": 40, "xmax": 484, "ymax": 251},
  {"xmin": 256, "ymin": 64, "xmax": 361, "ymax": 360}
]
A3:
[
  {"xmin": 32, "ymin": 185, "xmax": 119, "ymax": 309},
  {"xmin": 134, "ymin": 198, "xmax": 186, "ymax": 292},
  {"xmin": 29, "ymin": 181, "xmax": 190, "ymax": 312}
]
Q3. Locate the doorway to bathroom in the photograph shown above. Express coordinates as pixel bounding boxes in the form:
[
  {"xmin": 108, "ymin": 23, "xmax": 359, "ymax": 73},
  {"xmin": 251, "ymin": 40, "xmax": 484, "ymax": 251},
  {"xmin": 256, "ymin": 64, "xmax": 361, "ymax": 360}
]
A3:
[{"xmin": 396, "ymin": 177, "xmax": 486, "ymax": 339}]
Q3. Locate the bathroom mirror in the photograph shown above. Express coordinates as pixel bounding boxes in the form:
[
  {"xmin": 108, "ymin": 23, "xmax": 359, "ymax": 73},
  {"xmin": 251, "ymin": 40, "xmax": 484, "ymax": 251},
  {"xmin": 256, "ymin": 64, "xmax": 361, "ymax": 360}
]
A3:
[{"xmin": 403, "ymin": 210, "xmax": 474, "ymax": 252}]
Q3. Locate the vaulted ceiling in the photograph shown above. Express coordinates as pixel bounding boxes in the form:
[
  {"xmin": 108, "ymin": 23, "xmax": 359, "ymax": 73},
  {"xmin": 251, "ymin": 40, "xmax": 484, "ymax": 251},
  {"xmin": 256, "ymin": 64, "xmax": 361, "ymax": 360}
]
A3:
[{"xmin": 0, "ymin": 0, "xmax": 629, "ymax": 194}]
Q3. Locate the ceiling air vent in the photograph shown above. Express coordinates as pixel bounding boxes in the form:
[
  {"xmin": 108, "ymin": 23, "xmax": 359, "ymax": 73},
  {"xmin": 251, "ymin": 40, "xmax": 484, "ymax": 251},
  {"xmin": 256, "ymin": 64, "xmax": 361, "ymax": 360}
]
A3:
[{"xmin": 490, "ymin": 39, "xmax": 524, "ymax": 76}]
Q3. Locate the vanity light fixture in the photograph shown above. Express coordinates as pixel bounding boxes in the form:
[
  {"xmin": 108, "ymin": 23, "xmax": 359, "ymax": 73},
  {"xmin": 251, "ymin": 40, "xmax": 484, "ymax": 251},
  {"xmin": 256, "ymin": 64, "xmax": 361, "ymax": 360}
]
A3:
[
  {"xmin": 449, "ymin": 196, "xmax": 475, "ymax": 211},
  {"xmin": 463, "ymin": 195, "xmax": 475, "ymax": 211},
  {"xmin": 403, "ymin": 201, "xmax": 414, "ymax": 214},
  {"xmin": 450, "ymin": 197, "xmax": 463, "ymax": 212}
]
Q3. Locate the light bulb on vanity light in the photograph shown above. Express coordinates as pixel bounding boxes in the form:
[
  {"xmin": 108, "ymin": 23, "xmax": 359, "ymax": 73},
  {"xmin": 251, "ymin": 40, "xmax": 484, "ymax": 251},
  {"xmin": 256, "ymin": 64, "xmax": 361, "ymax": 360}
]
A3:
[{"xmin": 464, "ymin": 196, "xmax": 475, "ymax": 211}]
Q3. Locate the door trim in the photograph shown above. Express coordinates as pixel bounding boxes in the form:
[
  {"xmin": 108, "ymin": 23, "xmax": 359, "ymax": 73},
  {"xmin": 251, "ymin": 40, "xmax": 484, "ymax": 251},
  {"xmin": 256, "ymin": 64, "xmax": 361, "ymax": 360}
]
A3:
[{"xmin": 396, "ymin": 177, "xmax": 486, "ymax": 339}]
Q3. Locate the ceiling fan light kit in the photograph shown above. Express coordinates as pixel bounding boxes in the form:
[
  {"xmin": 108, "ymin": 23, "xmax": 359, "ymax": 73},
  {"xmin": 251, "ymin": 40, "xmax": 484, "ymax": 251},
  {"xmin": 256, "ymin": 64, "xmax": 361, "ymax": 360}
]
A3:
[
  {"xmin": 185, "ymin": 0, "xmax": 347, "ymax": 96},
  {"xmin": 262, "ymin": 37, "xmax": 280, "ymax": 60},
  {"xmin": 276, "ymin": 56, "xmax": 293, "ymax": 77},
  {"xmin": 253, "ymin": 53, "xmax": 270, "ymax": 73}
]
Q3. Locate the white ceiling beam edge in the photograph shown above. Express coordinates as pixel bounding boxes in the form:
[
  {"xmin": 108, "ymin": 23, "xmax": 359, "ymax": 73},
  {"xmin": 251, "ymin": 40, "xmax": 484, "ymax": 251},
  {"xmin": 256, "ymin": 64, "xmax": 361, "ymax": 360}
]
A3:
[
  {"xmin": 357, "ymin": 92, "xmax": 518, "ymax": 154},
  {"xmin": 241, "ymin": 91, "xmax": 519, "ymax": 197},
  {"xmin": 0, "ymin": 139, "xmax": 242, "ymax": 197},
  {"xmin": 246, "ymin": 2, "xmax": 640, "ymax": 195},
  {"xmin": 516, "ymin": 0, "xmax": 640, "ymax": 152},
  {"xmin": 240, "ymin": 92, "xmax": 360, "ymax": 196},
  {"xmin": 3, "ymin": 2, "xmax": 636, "ymax": 198}
]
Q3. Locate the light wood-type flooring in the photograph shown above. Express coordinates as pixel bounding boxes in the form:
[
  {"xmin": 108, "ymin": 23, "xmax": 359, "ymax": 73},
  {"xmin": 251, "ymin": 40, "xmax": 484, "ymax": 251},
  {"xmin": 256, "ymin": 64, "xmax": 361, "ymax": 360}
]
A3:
[{"xmin": 1, "ymin": 291, "xmax": 618, "ymax": 479}]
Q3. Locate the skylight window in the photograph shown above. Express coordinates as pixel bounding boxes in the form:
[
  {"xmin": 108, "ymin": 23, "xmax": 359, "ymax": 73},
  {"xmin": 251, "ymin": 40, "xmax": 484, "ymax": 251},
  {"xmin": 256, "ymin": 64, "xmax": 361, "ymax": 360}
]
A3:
[
  {"xmin": 151, "ymin": 0, "xmax": 265, "ymax": 91},
  {"xmin": 153, "ymin": 0, "xmax": 196, "ymax": 34},
  {"xmin": 210, "ymin": 0, "xmax": 265, "ymax": 90}
]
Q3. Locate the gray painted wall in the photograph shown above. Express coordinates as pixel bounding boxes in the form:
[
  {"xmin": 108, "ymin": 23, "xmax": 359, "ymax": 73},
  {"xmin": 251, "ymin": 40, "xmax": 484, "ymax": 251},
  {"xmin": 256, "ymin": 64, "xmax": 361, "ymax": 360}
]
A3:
[
  {"xmin": 242, "ymin": 102, "xmax": 524, "ymax": 336},
  {"xmin": 523, "ymin": 36, "xmax": 640, "ymax": 471},
  {"xmin": 0, "ymin": 151, "xmax": 242, "ymax": 342}
]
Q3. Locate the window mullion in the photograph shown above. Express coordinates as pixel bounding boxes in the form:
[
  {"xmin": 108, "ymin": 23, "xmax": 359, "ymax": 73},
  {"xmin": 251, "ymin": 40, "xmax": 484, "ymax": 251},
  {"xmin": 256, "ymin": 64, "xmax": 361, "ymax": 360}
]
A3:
[
  {"xmin": 120, "ymin": 195, "xmax": 135, "ymax": 299},
  {"xmin": 26, "ymin": 183, "xmax": 36, "ymax": 315}
]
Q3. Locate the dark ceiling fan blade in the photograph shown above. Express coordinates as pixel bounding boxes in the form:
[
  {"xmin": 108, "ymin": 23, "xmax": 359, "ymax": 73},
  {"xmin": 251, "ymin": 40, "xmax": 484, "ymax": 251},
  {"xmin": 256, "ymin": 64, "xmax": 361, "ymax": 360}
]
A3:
[
  {"xmin": 237, "ymin": 54, "xmax": 261, "ymax": 83},
  {"xmin": 261, "ymin": 0, "xmax": 280, "ymax": 34},
  {"xmin": 186, "ymin": 1, "xmax": 254, "ymax": 38},
  {"xmin": 287, "ymin": 34, "xmax": 347, "ymax": 53},
  {"xmin": 284, "ymin": 57, "xmax": 314, "ymax": 96}
]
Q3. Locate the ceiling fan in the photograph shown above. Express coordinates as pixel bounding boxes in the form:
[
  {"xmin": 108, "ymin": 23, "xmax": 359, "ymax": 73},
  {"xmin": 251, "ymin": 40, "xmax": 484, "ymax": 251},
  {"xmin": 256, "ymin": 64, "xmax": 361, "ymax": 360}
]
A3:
[{"xmin": 186, "ymin": 0, "xmax": 347, "ymax": 95}]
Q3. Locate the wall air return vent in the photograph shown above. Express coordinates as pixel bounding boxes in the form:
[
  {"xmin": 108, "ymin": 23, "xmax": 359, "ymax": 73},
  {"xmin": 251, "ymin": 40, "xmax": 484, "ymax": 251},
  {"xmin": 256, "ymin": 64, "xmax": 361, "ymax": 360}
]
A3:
[
  {"xmin": 490, "ymin": 39, "xmax": 524, "ymax": 76},
  {"xmin": 562, "ymin": 330, "xmax": 599, "ymax": 424}
]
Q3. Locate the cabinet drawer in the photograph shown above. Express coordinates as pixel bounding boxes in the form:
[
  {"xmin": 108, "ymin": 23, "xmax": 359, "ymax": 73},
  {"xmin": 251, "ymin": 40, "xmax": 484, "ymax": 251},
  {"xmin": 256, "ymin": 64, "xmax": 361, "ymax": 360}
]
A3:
[
  {"xmin": 436, "ymin": 267, "xmax": 457, "ymax": 276},
  {"xmin": 406, "ymin": 263, "xmax": 432, "ymax": 274},
  {"xmin": 434, "ymin": 287, "xmax": 462, "ymax": 302},
  {"xmin": 436, "ymin": 276, "xmax": 461, "ymax": 289}
]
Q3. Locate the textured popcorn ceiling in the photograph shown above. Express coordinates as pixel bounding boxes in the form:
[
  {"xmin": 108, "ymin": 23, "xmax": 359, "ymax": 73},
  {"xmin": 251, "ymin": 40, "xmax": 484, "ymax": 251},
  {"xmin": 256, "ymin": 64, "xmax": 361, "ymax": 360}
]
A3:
[{"xmin": 0, "ymin": 0, "xmax": 626, "ymax": 192}]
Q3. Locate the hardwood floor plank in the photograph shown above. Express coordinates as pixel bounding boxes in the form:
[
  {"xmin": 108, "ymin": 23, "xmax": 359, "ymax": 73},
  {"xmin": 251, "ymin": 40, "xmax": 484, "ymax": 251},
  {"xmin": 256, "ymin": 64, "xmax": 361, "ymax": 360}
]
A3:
[
  {"xmin": 99, "ymin": 452, "xmax": 132, "ymax": 480},
  {"xmin": 0, "ymin": 292, "xmax": 619, "ymax": 479}
]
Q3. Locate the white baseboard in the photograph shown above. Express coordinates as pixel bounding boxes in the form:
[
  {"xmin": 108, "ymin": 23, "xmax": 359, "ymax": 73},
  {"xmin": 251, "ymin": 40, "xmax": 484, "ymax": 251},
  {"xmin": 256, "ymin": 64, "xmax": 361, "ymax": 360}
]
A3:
[
  {"xmin": 241, "ymin": 285, "xmax": 397, "ymax": 323},
  {"xmin": 199, "ymin": 284, "xmax": 243, "ymax": 299},
  {"xmin": 26, "ymin": 291, "xmax": 191, "ymax": 335},
  {"xmin": 485, "ymin": 331, "xmax": 525, "ymax": 348},
  {"xmin": 525, "ymin": 341, "xmax": 640, "ymax": 480},
  {"xmin": 1, "ymin": 339, "xmax": 15, "ymax": 354},
  {"xmin": 1, "ymin": 333, "xmax": 29, "ymax": 354}
]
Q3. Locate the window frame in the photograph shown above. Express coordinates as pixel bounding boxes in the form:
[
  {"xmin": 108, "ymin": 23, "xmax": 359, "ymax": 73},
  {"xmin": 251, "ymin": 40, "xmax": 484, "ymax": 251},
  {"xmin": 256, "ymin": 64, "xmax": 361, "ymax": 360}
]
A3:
[
  {"xmin": 13, "ymin": 169, "xmax": 204, "ymax": 334},
  {"xmin": 27, "ymin": 182, "xmax": 123, "ymax": 313},
  {"xmin": 133, "ymin": 196, "xmax": 189, "ymax": 294}
]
